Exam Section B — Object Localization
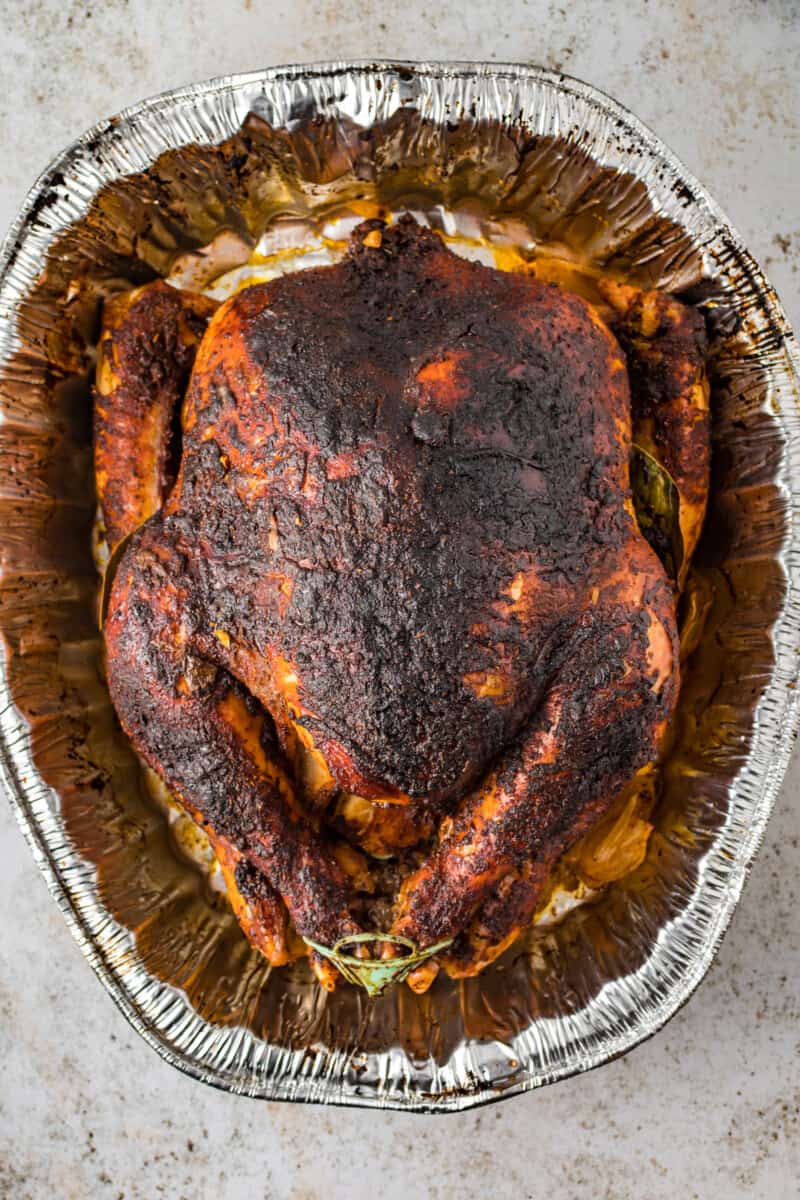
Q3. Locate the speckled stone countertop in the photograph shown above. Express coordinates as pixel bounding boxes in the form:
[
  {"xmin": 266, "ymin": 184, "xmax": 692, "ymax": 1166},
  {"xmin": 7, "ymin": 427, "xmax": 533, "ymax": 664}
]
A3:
[{"xmin": 0, "ymin": 3, "xmax": 798, "ymax": 1198}]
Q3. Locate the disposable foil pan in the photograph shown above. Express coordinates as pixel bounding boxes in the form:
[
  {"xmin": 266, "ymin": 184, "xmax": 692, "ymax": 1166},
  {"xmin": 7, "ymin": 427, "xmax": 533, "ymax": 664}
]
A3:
[{"xmin": 0, "ymin": 62, "xmax": 798, "ymax": 1112}]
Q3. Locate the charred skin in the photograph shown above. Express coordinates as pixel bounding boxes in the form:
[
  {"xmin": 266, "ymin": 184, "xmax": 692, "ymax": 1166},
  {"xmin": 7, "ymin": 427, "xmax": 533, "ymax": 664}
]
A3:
[
  {"xmin": 171, "ymin": 217, "xmax": 636, "ymax": 804},
  {"xmin": 104, "ymin": 524, "xmax": 359, "ymax": 989},
  {"xmin": 98, "ymin": 217, "xmax": 707, "ymax": 990},
  {"xmin": 393, "ymin": 539, "xmax": 677, "ymax": 976}
]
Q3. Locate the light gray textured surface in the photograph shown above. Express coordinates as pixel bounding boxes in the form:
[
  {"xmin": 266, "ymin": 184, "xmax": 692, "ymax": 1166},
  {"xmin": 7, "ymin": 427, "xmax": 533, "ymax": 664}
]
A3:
[{"xmin": 0, "ymin": 3, "xmax": 798, "ymax": 1198}]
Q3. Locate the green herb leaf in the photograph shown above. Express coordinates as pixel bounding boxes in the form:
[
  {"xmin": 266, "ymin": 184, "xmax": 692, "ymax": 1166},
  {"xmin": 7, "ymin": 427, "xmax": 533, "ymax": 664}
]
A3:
[
  {"xmin": 304, "ymin": 931, "xmax": 453, "ymax": 997},
  {"xmin": 630, "ymin": 444, "xmax": 684, "ymax": 582}
]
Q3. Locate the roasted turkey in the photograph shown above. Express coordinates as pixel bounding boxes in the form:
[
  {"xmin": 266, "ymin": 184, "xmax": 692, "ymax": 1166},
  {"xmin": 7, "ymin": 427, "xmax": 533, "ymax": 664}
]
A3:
[{"xmin": 96, "ymin": 216, "xmax": 709, "ymax": 991}]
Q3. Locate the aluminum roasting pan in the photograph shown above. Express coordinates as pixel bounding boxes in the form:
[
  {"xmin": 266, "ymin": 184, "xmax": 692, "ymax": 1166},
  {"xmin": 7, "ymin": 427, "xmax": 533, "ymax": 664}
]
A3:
[{"xmin": 0, "ymin": 62, "xmax": 798, "ymax": 1113}]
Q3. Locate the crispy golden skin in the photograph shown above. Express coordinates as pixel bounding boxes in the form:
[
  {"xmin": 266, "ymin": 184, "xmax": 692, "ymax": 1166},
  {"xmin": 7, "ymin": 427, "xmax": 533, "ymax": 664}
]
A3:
[
  {"xmin": 598, "ymin": 279, "xmax": 710, "ymax": 574},
  {"xmin": 95, "ymin": 280, "xmax": 218, "ymax": 550},
  {"xmin": 96, "ymin": 218, "xmax": 708, "ymax": 990}
]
